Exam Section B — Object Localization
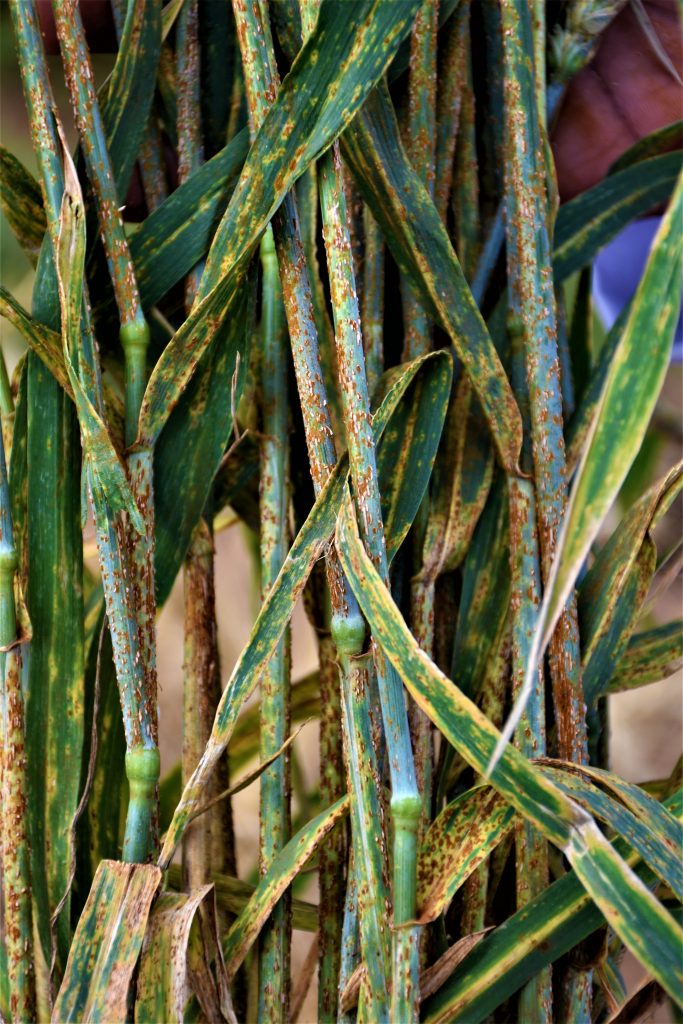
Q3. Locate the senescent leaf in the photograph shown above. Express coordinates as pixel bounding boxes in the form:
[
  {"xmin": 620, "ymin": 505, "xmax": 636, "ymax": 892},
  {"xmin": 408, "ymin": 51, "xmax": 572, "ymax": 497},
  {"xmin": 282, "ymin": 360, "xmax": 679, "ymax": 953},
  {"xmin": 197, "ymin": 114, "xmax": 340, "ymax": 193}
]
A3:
[
  {"xmin": 135, "ymin": 886, "xmax": 233, "ymax": 1024},
  {"xmin": 52, "ymin": 860, "xmax": 161, "ymax": 1023}
]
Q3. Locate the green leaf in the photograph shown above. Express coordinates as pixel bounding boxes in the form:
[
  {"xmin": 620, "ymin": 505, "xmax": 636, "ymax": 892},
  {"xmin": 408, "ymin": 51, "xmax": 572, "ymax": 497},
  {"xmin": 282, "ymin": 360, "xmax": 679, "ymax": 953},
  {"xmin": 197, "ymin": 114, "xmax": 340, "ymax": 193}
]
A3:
[
  {"xmin": 0, "ymin": 146, "xmax": 46, "ymax": 265},
  {"xmin": 52, "ymin": 860, "xmax": 161, "ymax": 1023},
  {"xmin": 579, "ymin": 462, "xmax": 683, "ymax": 704},
  {"xmin": 100, "ymin": 0, "xmax": 161, "ymax": 200},
  {"xmin": 450, "ymin": 474, "xmax": 510, "ymax": 699},
  {"xmin": 23, "ymin": 356, "xmax": 84, "ymax": 970},
  {"xmin": 422, "ymin": 791, "xmax": 683, "ymax": 1024},
  {"xmin": 573, "ymin": 765, "xmax": 682, "ymax": 873},
  {"xmin": 565, "ymin": 303, "xmax": 630, "ymax": 475},
  {"xmin": 376, "ymin": 349, "xmax": 453, "ymax": 564},
  {"xmin": 609, "ymin": 621, "xmax": 683, "ymax": 693},
  {"xmin": 566, "ymin": 818, "xmax": 682, "ymax": 1006},
  {"xmin": 160, "ymin": 351, "xmax": 448, "ymax": 865},
  {"xmin": 342, "ymin": 83, "xmax": 522, "ymax": 472},
  {"xmin": 608, "ymin": 119, "xmax": 682, "ymax": 175},
  {"xmin": 583, "ymin": 538, "xmax": 657, "ymax": 707},
  {"xmin": 531, "ymin": 171, "xmax": 683, "ymax": 697},
  {"xmin": 0, "ymin": 286, "xmax": 70, "ymax": 398},
  {"xmin": 129, "ymin": 129, "xmax": 249, "ymax": 311},
  {"xmin": 75, "ymin": 605, "xmax": 126, "ymax": 902},
  {"xmin": 416, "ymin": 786, "xmax": 516, "ymax": 924},
  {"xmin": 198, "ymin": 0, "xmax": 237, "ymax": 159},
  {"xmin": 56, "ymin": 169, "xmax": 144, "ymax": 534},
  {"xmin": 336, "ymin": 497, "xmax": 683, "ymax": 1002},
  {"xmin": 222, "ymin": 796, "xmax": 349, "ymax": 979},
  {"xmin": 553, "ymin": 153, "xmax": 681, "ymax": 282},
  {"xmin": 420, "ymin": 376, "xmax": 493, "ymax": 581},
  {"xmin": 0, "ymin": 286, "xmax": 125, "ymax": 447},
  {"xmin": 138, "ymin": 0, "xmax": 420, "ymax": 448},
  {"xmin": 154, "ymin": 280, "xmax": 253, "ymax": 604},
  {"xmin": 540, "ymin": 762, "xmax": 683, "ymax": 902}
]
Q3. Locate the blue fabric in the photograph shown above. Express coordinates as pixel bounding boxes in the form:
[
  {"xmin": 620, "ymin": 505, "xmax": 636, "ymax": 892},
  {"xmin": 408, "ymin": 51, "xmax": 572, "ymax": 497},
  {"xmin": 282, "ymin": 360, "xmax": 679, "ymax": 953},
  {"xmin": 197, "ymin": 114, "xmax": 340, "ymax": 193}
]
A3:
[{"xmin": 592, "ymin": 216, "xmax": 682, "ymax": 362}]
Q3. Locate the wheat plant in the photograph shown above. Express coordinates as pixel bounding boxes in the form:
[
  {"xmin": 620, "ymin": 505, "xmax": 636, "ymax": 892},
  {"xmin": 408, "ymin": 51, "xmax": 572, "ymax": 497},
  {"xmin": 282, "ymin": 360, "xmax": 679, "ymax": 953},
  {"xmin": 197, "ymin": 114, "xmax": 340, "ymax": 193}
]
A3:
[{"xmin": 0, "ymin": 0, "xmax": 681, "ymax": 1021}]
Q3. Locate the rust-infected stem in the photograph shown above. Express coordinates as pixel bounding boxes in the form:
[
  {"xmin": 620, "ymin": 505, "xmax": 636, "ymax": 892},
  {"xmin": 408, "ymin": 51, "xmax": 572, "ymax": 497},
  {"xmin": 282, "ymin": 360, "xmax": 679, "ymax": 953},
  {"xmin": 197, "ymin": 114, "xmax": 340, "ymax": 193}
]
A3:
[
  {"xmin": 0, "ymin": 428, "xmax": 35, "ymax": 1022},
  {"xmin": 234, "ymin": 1, "xmax": 390, "ymax": 1013},
  {"xmin": 50, "ymin": 0, "xmax": 151, "ymax": 444},
  {"xmin": 51, "ymin": 0, "xmax": 159, "ymax": 861},
  {"xmin": 257, "ymin": 224, "xmax": 292, "ymax": 1019},
  {"xmin": 317, "ymin": 144, "xmax": 421, "ymax": 1023}
]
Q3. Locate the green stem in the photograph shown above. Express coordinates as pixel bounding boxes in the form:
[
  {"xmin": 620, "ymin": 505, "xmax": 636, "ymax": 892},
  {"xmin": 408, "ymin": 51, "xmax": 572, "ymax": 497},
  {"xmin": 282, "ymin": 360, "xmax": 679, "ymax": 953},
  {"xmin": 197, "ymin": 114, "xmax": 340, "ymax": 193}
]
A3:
[
  {"xmin": 9, "ymin": 0, "xmax": 101, "ymax": 395},
  {"xmin": 471, "ymin": 0, "xmax": 618, "ymax": 309},
  {"xmin": 181, "ymin": 523, "xmax": 212, "ymax": 887},
  {"xmin": 335, "ymin": 629, "xmax": 391, "ymax": 1023},
  {"xmin": 121, "ymin": 747, "xmax": 161, "ymax": 863},
  {"xmin": 234, "ymin": 2, "xmax": 391, "ymax": 1012},
  {"xmin": 409, "ymin": 576, "xmax": 434, "ymax": 812},
  {"xmin": 182, "ymin": 519, "xmax": 232, "ymax": 888},
  {"xmin": 120, "ymin": 321, "xmax": 151, "ymax": 448},
  {"xmin": 508, "ymin": 476, "xmax": 552, "ymax": 1022},
  {"xmin": 462, "ymin": 610, "xmax": 511, "ymax": 934},
  {"xmin": 339, "ymin": 851, "xmax": 360, "ymax": 1022},
  {"xmin": 297, "ymin": 165, "xmax": 344, "ymax": 441},
  {"xmin": 317, "ymin": 147, "xmax": 421, "ymax": 1022},
  {"xmin": 0, "ymin": 452, "xmax": 16, "ymax": 650},
  {"xmin": 257, "ymin": 224, "xmax": 292, "ymax": 1021},
  {"xmin": 11, "ymin": 0, "xmax": 158, "ymax": 867}
]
